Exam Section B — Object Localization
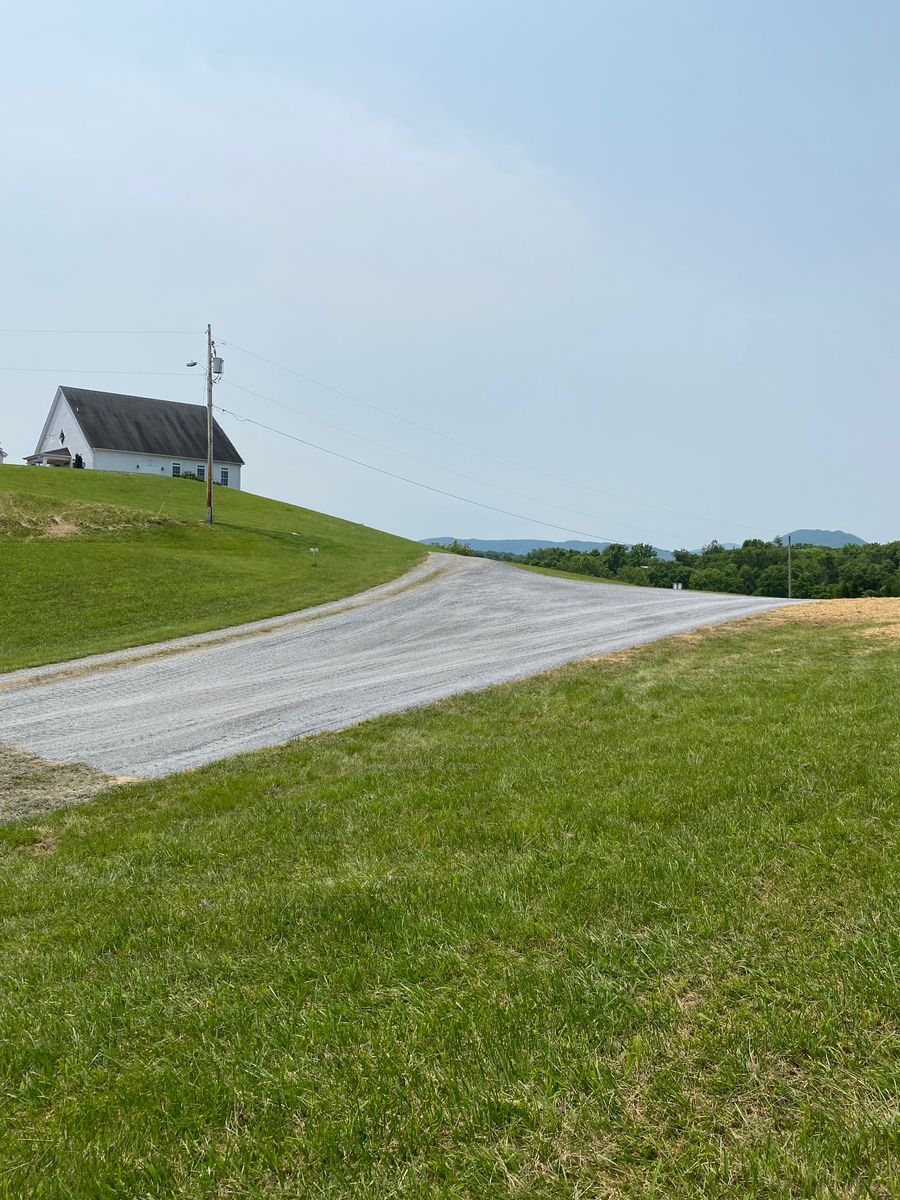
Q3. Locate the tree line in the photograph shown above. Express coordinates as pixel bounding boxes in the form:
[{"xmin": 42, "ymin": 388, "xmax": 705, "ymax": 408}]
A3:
[{"xmin": 472, "ymin": 539, "xmax": 900, "ymax": 599}]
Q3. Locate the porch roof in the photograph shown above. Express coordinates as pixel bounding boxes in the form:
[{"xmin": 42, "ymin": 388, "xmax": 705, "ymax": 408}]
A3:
[{"xmin": 25, "ymin": 447, "xmax": 72, "ymax": 464}]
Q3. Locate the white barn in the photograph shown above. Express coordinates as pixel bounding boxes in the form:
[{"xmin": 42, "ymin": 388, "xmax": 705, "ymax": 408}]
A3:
[{"xmin": 26, "ymin": 386, "xmax": 244, "ymax": 488}]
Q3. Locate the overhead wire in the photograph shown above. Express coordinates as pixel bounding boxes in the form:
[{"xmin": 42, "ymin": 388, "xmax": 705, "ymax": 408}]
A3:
[
  {"xmin": 222, "ymin": 377, "xmax": 684, "ymax": 543},
  {"xmin": 1, "ymin": 326, "xmax": 753, "ymax": 542},
  {"xmin": 215, "ymin": 403, "xmax": 621, "ymax": 544},
  {"xmin": 0, "ymin": 328, "xmax": 202, "ymax": 335},
  {"xmin": 220, "ymin": 336, "xmax": 757, "ymax": 532},
  {"xmin": 0, "ymin": 367, "xmax": 197, "ymax": 377}
]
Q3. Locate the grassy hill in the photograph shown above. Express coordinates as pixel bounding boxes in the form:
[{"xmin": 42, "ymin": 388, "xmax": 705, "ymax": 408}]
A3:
[
  {"xmin": 1, "ymin": 599, "xmax": 897, "ymax": 1196},
  {"xmin": 0, "ymin": 466, "xmax": 423, "ymax": 672}
]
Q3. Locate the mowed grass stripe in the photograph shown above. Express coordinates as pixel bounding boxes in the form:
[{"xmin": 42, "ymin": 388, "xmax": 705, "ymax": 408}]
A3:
[
  {"xmin": 0, "ymin": 466, "xmax": 422, "ymax": 672},
  {"xmin": 0, "ymin": 609, "xmax": 897, "ymax": 1197}
]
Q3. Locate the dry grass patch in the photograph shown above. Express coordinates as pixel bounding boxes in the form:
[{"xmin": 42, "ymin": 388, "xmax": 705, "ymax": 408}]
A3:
[
  {"xmin": 578, "ymin": 599, "xmax": 900, "ymax": 673},
  {"xmin": 0, "ymin": 743, "xmax": 124, "ymax": 822},
  {"xmin": 754, "ymin": 596, "xmax": 900, "ymax": 629},
  {"xmin": 43, "ymin": 516, "xmax": 80, "ymax": 538},
  {"xmin": 0, "ymin": 491, "xmax": 173, "ymax": 540}
]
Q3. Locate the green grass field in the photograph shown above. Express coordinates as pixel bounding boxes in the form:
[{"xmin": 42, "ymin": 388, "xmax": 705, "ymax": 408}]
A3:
[
  {"xmin": 1, "ymin": 603, "xmax": 897, "ymax": 1197},
  {"xmin": 0, "ymin": 466, "xmax": 423, "ymax": 671}
]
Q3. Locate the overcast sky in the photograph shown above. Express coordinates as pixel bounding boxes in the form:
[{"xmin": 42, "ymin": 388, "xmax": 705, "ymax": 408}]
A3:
[{"xmin": 1, "ymin": 1, "xmax": 897, "ymax": 547}]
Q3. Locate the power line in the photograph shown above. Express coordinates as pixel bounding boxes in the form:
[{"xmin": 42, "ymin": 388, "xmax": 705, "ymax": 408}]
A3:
[
  {"xmin": 0, "ymin": 368, "xmax": 196, "ymax": 377},
  {"xmin": 220, "ymin": 336, "xmax": 757, "ymax": 532},
  {"xmin": 3, "ymin": 326, "xmax": 754, "ymax": 536},
  {"xmin": 215, "ymin": 403, "xmax": 620, "ymax": 544},
  {"xmin": 222, "ymin": 377, "xmax": 683, "ymax": 543},
  {"xmin": 0, "ymin": 328, "xmax": 201, "ymax": 335}
]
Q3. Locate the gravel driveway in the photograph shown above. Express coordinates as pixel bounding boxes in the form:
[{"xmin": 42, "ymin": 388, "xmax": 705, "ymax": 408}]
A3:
[{"xmin": 1, "ymin": 555, "xmax": 792, "ymax": 778}]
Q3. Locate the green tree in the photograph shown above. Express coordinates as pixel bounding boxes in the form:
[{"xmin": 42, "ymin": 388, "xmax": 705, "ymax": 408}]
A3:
[
  {"xmin": 602, "ymin": 543, "xmax": 628, "ymax": 572},
  {"xmin": 691, "ymin": 564, "xmax": 743, "ymax": 594},
  {"xmin": 625, "ymin": 542, "xmax": 657, "ymax": 565}
]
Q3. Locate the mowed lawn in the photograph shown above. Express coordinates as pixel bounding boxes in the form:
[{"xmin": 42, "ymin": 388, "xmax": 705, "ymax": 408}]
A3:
[
  {"xmin": 1, "ymin": 606, "xmax": 897, "ymax": 1197},
  {"xmin": 0, "ymin": 466, "xmax": 423, "ymax": 671}
]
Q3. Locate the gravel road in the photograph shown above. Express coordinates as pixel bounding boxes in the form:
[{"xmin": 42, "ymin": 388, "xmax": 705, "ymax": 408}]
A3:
[{"xmin": 1, "ymin": 555, "xmax": 792, "ymax": 778}]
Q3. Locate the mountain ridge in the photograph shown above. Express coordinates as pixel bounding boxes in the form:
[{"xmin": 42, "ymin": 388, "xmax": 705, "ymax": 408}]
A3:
[
  {"xmin": 778, "ymin": 529, "xmax": 865, "ymax": 548},
  {"xmin": 423, "ymin": 529, "xmax": 867, "ymax": 558}
]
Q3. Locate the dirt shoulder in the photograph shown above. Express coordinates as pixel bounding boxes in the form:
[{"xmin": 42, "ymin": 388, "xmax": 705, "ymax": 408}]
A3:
[
  {"xmin": 0, "ymin": 743, "xmax": 129, "ymax": 823},
  {"xmin": 751, "ymin": 596, "xmax": 900, "ymax": 635},
  {"xmin": 582, "ymin": 596, "xmax": 899, "ymax": 665}
]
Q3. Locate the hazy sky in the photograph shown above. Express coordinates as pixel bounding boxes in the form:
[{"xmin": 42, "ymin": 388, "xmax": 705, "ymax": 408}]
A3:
[{"xmin": 1, "ymin": 1, "xmax": 898, "ymax": 547}]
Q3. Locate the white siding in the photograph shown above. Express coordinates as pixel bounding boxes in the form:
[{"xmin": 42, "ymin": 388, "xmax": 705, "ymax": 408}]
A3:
[
  {"xmin": 91, "ymin": 450, "xmax": 241, "ymax": 488},
  {"xmin": 216, "ymin": 463, "xmax": 241, "ymax": 489},
  {"xmin": 36, "ymin": 393, "xmax": 94, "ymax": 466},
  {"xmin": 29, "ymin": 390, "xmax": 242, "ymax": 487}
]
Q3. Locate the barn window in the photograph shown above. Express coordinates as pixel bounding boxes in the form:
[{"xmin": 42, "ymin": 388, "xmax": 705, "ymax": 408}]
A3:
[
  {"xmin": 172, "ymin": 462, "xmax": 181, "ymax": 477},
  {"xmin": 220, "ymin": 467, "xmax": 229, "ymax": 486},
  {"xmin": 196, "ymin": 465, "xmax": 205, "ymax": 481}
]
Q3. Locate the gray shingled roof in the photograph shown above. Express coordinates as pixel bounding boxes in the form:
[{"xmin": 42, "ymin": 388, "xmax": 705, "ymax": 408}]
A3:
[{"xmin": 60, "ymin": 387, "xmax": 244, "ymax": 465}]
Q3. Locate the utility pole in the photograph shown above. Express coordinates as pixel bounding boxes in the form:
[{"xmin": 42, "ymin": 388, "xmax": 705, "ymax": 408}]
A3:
[
  {"xmin": 787, "ymin": 533, "xmax": 792, "ymax": 599},
  {"xmin": 206, "ymin": 322, "xmax": 214, "ymax": 525},
  {"xmin": 186, "ymin": 328, "xmax": 222, "ymax": 523}
]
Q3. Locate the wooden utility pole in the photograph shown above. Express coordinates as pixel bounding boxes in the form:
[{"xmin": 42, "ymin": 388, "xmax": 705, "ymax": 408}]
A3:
[
  {"xmin": 206, "ymin": 322, "xmax": 214, "ymax": 525},
  {"xmin": 787, "ymin": 533, "xmax": 792, "ymax": 599}
]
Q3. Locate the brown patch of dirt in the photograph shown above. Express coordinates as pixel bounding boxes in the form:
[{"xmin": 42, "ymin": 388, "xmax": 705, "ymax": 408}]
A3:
[
  {"xmin": 0, "ymin": 492, "xmax": 180, "ymax": 540},
  {"xmin": 751, "ymin": 596, "xmax": 900, "ymax": 630},
  {"xmin": 0, "ymin": 743, "xmax": 126, "ymax": 822},
  {"xmin": 674, "ymin": 598, "xmax": 900, "ymax": 652},
  {"xmin": 858, "ymin": 623, "xmax": 900, "ymax": 640},
  {"xmin": 592, "ymin": 650, "xmax": 635, "ymax": 664},
  {"xmin": 44, "ymin": 516, "xmax": 80, "ymax": 538},
  {"xmin": 576, "ymin": 597, "xmax": 900, "ymax": 672},
  {"xmin": 25, "ymin": 830, "xmax": 58, "ymax": 855}
]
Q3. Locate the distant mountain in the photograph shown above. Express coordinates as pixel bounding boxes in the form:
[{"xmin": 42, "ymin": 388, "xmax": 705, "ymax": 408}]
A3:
[
  {"xmin": 421, "ymin": 537, "xmax": 675, "ymax": 561},
  {"xmin": 778, "ymin": 529, "xmax": 865, "ymax": 548},
  {"xmin": 423, "ymin": 537, "xmax": 608, "ymax": 554},
  {"xmin": 424, "ymin": 530, "xmax": 869, "ymax": 559}
]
